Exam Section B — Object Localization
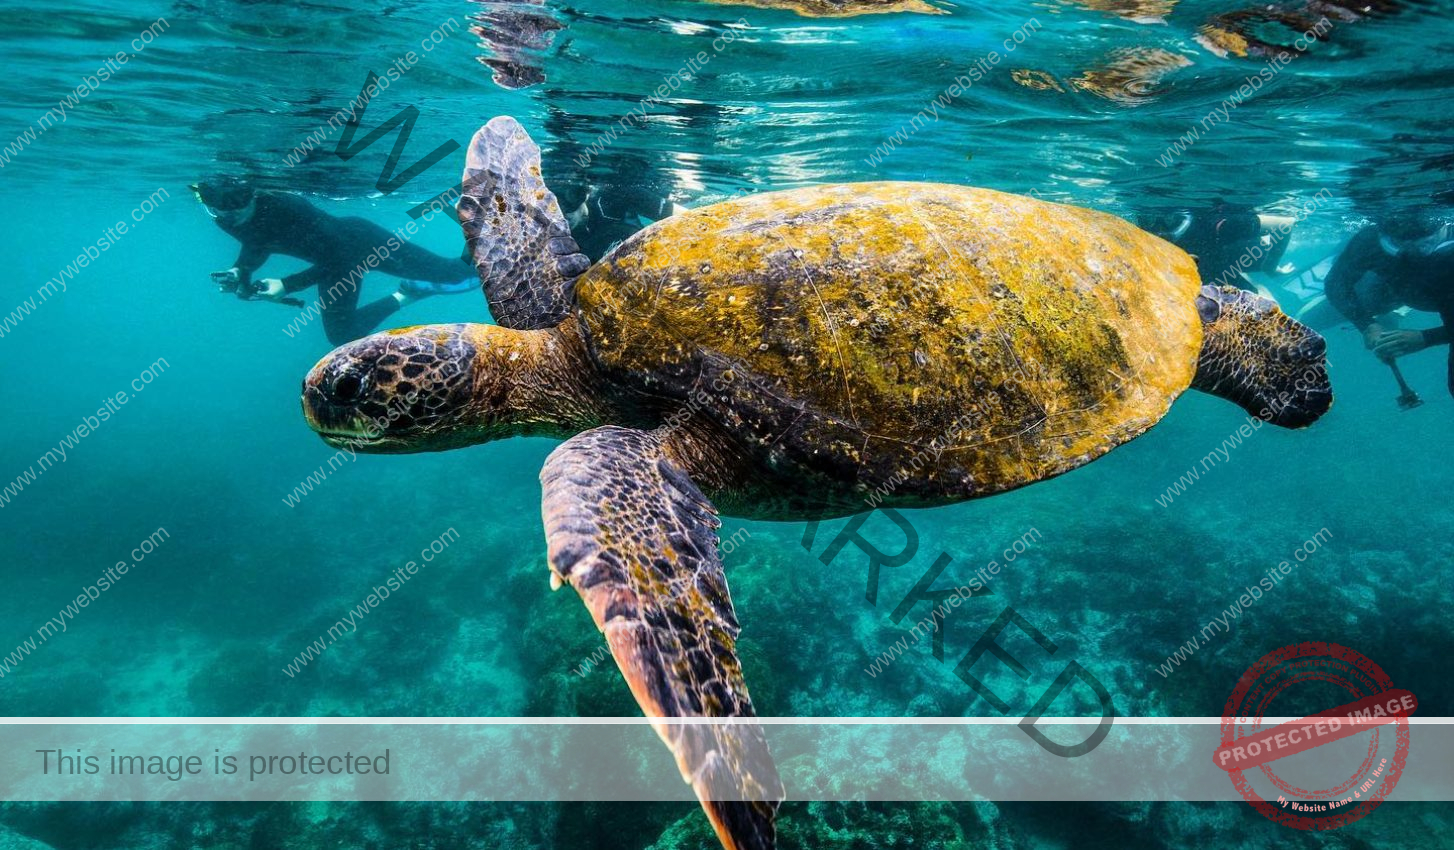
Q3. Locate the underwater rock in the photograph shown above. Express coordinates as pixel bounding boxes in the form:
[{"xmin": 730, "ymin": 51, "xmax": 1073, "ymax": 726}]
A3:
[
  {"xmin": 0, "ymin": 801, "xmax": 569, "ymax": 850},
  {"xmin": 646, "ymin": 800, "xmax": 1026, "ymax": 850},
  {"xmin": 187, "ymin": 642, "xmax": 301, "ymax": 716},
  {"xmin": 1149, "ymin": 801, "xmax": 1253, "ymax": 847},
  {"xmin": 0, "ymin": 824, "xmax": 56, "ymax": 850}
]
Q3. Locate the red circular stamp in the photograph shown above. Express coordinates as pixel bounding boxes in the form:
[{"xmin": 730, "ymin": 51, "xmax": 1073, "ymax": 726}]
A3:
[{"xmin": 1214, "ymin": 641, "xmax": 1416, "ymax": 829}]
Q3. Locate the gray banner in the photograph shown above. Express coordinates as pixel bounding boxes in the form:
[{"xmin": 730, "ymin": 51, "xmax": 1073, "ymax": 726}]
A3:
[{"xmin": 3, "ymin": 719, "xmax": 1449, "ymax": 803}]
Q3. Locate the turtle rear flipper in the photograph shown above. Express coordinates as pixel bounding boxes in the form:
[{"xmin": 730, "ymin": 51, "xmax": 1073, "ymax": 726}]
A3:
[
  {"xmin": 1191, "ymin": 285, "xmax": 1333, "ymax": 428},
  {"xmin": 459, "ymin": 116, "xmax": 590, "ymax": 329},
  {"xmin": 541, "ymin": 426, "xmax": 783, "ymax": 850}
]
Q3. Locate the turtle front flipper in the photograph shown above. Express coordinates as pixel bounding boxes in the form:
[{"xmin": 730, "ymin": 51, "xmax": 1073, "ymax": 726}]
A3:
[
  {"xmin": 459, "ymin": 116, "xmax": 590, "ymax": 329},
  {"xmin": 1191, "ymin": 285, "xmax": 1334, "ymax": 428},
  {"xmin": 540, "ymin": 426, "xmax": 783, "ymax": 850}
]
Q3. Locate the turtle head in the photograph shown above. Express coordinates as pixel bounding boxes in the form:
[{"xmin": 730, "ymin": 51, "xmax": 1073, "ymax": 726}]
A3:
[
  {"xmin": 1190, "ymin": 286, "xmax": 1332, "ymax": 429},
  {"xmin": 302, "ymin": 323, "xmax": 592, "ymax": 453}
]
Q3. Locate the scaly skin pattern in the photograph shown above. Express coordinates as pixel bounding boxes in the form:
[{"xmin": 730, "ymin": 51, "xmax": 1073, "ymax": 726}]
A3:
[
  {"xmin": 1191, "ymin": 285, "xmax": 1331, "ymax": 427},
  {"xmin": 575, "ymin": 182, "xmax": 1203, "ymax": 516},
  {"xmin": 540, "ymin": 426, "xmax": 782, "ymax": 849},
  {"xmin": 459, "ymin": 117, "xmax": 591, "ymax": 330},
  {"xmin": 303, "ymin": 321, "xmax": 614, "ymax": 452}
]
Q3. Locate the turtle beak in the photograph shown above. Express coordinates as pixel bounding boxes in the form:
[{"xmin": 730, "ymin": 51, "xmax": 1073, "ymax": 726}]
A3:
[
  {"xmin": 300, "ymin": 326, "xmax": 486, "ymax": 454},
  {"xmin": 302, "ymin": 360, "xmax": 381, "ymax": 447},
  {"xmin": 299, "ymin": 340, "xmax": 453, "ymax": 455},
  {"xmin": 301, "ymin": 385, "xmax": 401, "ymax": 452}
]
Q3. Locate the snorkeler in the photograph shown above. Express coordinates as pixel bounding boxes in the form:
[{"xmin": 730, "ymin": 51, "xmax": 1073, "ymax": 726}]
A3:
[
  {"xmin": 191, "ymin": 176, "xmax": 475, "ymax": 345},
  {"xmin": 544, "ymin": 146, "xmax": 683, "ymax": 259},
  {"xmin": 1140, "ymin": 203, "xmax": 1294, "ymax": 292},
  {"xmin": 541, "ymin": 108, "xmax": 689, "ymax": 260},
  {"xmin": 558, "ymin": 181, "xmax": 682, "ymax": 260},
  {"xmin": 1324, "ymin": 212, "xmax": 1454, "ymax": 397}
]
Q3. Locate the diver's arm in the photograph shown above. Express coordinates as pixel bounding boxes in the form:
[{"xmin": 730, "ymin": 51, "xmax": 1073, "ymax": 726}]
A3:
[
  {"xmin": 1373, "ymin": 324, "xmax": 1447, "ymax": 360},
  {"xmin": 1372, "ymin": 303, "xmax": 1451, "ymax": 360},
  {"xmin": 228, "ymin": 242, "xmax": 271, "ymax": 287}
]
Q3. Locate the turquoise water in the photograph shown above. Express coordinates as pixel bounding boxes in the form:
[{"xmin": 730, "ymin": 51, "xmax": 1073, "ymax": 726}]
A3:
[{"xmin": 1, "ymin": 0, "xmax": 1452, "ymax": 847}]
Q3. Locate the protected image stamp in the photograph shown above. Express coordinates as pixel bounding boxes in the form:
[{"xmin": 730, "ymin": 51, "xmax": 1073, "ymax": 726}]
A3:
[{"xmin": 1215, "ymin": 641, "xmax": 1416, "ymax": 829}]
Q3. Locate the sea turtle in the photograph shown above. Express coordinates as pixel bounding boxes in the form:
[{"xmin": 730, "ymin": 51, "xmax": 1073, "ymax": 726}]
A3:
[{"xmin": 300, "ymin": 116, "xmax": 1332, "ymax": 850}]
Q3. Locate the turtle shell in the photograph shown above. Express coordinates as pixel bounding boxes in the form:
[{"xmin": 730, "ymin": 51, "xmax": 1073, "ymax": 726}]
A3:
[{"xmin": 574, "ymin": 182, "xmax": 1201, "ymax": 504}]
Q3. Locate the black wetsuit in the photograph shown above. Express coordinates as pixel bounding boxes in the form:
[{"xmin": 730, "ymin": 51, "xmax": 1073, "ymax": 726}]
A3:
[
  {"xmin": 217, "ymin": 192, "xmax": 469, "ymax": 344},
  {"xmin": 1325, "ymin": 225, "xmax": 1454, "ymax": 396},
  {"xmin": 555, "ymin": 182, "xmax": 675, "ymax": 260},
  {"xmin": 1142, "ymin": 208, "xmax": 1271, "ymax": 290}
]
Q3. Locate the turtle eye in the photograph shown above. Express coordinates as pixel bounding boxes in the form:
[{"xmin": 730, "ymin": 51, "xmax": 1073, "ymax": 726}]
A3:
[{"xmin": 331, "ymin": 371, "xmax": 367, "ymax": 404}]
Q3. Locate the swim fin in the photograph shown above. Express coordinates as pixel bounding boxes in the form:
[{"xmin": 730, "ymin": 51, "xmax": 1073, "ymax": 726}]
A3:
[{"xmin": 399, "ymin": 277, "xmax": 478, "ymax": 296}]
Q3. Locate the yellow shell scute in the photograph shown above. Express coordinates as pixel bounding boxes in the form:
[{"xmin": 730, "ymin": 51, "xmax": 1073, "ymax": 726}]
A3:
[{"xmin": 577, "ymin": 182, "xmax": 1201, "ymax": 493}]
